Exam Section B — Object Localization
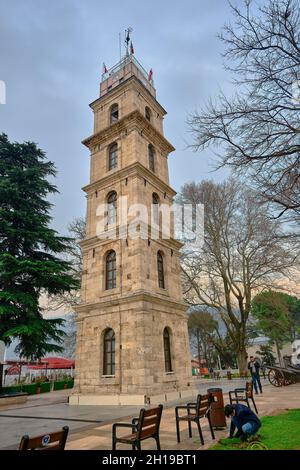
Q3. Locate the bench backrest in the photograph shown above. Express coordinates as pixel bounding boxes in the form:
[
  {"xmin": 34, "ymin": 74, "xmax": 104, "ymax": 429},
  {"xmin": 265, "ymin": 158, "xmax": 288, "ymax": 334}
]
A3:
[
  {"xmin": 136, "ymin": 404, "xmax": 163, "ymax": 440},
  {"xmin": 195, "ymin": 393, "xmax": 212, "ymax": 418},
  {"xmin": 19, "ymin": 426, "xmax": 69, "ymax": 450}
]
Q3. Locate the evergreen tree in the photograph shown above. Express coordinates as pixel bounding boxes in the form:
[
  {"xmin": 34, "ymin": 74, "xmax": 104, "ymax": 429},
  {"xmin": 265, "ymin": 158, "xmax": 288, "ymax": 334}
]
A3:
[
  {"xmin": 0, "ymin": 134, "xmax": 79, "ymax": 359},
  {"xmin": 255, "ymin": 344, "xmax": 276, "ymax": 367}
]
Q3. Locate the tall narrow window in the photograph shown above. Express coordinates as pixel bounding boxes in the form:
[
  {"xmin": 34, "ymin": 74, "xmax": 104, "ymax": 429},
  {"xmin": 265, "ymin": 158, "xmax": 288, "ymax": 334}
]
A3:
[
  {"xmin": 145, "ymin": 106, "xmax": 151, "ymax": 122},
  {"xmin": 103, "ymin": 328, "xmax": 115, "ymax": 375},
  {"xmin": 107, "ymin": 191, "xmax": 117, "ymax": 225},
  {"xmin": 110, "ymin": 104, "xmax": 119, "ymax": 124},
  {"xmin": 148, "ymin": 144, "xmax": 155, "ymax": 172},
  {"xmin": 108, "ymin": 142, "xmax": 118, "ymax": 170},
  {"xmin": 152, "ymin": 193, "xmax": 160, "ymax": 226},
  {"xmin": 163, "ymin": 328, "xmax": 172, "ymax": 372},
  {"xmin": 157, "ymin": 251, "xmax": 165, "ymax": 289},
  {"xmin": 106, "ymin": 250, "xmax": 116, "ymax": 290}
]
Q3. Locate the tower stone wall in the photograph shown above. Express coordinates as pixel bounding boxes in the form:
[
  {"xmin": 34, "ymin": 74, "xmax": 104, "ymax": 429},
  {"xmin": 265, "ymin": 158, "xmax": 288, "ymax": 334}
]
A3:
[{"xmin": 70, "ymin": 56, "xmax": 196, "ymax": 406}]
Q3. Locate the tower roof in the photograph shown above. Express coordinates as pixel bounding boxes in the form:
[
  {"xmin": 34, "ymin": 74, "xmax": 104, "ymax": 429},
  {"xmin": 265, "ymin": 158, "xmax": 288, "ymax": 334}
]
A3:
[{"xmin": 100, "ymin": 55, "xmax": 155, "ymax": 98}]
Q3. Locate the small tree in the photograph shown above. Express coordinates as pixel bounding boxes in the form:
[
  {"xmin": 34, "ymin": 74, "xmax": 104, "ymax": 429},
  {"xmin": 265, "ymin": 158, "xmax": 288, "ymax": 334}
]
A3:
[
  {"xmin": 252, "ymin": 291, "xmax": 292, "ymax": 365},
  {"xmin": 256, "ymin": 344, "xmax": 276, "ymax": 366},
  {"xmin": 188, "ymin": 310, "xmax": 218, "ymax": 367},
  {"xmin": 0, "ymin": 134, "xmax": 79, "ymax": 359}
]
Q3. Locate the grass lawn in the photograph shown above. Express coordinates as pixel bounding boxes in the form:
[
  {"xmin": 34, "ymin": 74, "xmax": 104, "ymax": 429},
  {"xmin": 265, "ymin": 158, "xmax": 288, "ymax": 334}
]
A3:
[{"xmin": 210, "ymin": 409, "xmax": 300, "ymax": 450}]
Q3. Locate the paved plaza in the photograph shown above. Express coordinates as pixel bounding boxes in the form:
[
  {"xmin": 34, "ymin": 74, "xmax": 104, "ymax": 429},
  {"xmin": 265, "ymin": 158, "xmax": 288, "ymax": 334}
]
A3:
[{"xmin": 1, "ymin": 378, "xmax": 299, "ymax": 450}]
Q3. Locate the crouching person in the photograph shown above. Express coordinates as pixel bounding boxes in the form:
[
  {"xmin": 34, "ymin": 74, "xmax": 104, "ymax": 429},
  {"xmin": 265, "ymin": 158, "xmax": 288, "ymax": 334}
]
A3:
[{"xmin": 224, "ymin": 404, "xmax": 261, "ymax": 441}]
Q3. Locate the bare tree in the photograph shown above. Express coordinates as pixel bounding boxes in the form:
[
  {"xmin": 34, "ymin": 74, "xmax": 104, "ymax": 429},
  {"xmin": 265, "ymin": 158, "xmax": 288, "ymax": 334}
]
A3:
[
  {"xmin": 188, "ymin": 309, "xmax": 236, "ymax": 368},
  {"xmin": 48, "ymin": 217, "xmax": 85, "ymax": 311},
  {"xmin": 188, "ymin": 0, "xmax": 300, "ymax": 221},
  {"xmin": 46, "ymin": 217, "xmax": 85, "ymax": 358},
  {"xmin": 179, "ymin": 179, "xmax": 296, "ymax": 374},
  {"xmin": 188, "ymin": 310, "xmax": 218, "ymax": 367}
]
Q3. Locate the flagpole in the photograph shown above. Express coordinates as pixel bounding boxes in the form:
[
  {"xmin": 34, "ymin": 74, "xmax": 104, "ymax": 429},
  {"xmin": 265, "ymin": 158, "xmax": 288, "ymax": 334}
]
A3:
[{"xmin": 119, "ymin": 32, "xmax": 121, "ymax": 63}]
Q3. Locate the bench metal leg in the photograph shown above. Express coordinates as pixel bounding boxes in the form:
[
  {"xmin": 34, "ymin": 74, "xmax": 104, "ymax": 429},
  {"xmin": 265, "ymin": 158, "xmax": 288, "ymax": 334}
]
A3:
[
  {"xmin": 136, "ymin": 441, "xmax": 141, "ymax": 450},
  {"xmin": 196, "ymin": 420, "xmax": 204, "ymax": 446},
  {"xmin": 188, "ymin": 420, "xmax": 192, "ymax": 438},
  {"xmin": 251, "ymin": 397, "xmax": 258, "ymax": 414},
  {"xmin": 207, "ymin": 412, "xmax": 215, "ymax": 440},
  {"xmin": 175, "ymin": 417, "xmax": 180, "ymax": 443}
]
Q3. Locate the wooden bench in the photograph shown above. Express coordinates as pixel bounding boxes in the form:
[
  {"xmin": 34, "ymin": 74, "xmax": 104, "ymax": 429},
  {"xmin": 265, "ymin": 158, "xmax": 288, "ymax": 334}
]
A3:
[
  {"xmin": 175, "ymin": 393, "xmax": 215, "ymax": 445},
  {"xmin": 229, "ymin": 381, "xmax": 258, "ymax": 413},
  {"xmin": 19, "ymin": 426, "xmax": 69, "ymax": 450},
  {"xmin": 112, "ymin": 404, "xmax": 163, "ymax": 450}
]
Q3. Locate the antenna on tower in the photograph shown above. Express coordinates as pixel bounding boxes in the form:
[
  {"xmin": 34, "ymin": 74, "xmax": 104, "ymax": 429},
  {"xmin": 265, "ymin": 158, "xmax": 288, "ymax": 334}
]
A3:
[{"xmin": 124, "ymin": 27, "xmax": 133, "ymax": 57}]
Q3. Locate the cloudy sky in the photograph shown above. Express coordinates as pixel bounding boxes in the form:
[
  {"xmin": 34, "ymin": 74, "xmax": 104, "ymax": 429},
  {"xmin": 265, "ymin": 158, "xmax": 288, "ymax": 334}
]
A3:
[{"xmin": 0, "ymin": 0, "xmax": 241, "ymax": 234}]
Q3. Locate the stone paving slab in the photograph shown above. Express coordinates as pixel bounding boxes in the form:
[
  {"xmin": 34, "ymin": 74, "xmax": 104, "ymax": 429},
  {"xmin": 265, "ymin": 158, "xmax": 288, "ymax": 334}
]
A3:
[
  {"xmin": 1, "ymin": 378, "xmax": 295, "ymax": 451},
  {"xmin": 65, "ymin": 382, "xmax": 300, "ymax": 451}
]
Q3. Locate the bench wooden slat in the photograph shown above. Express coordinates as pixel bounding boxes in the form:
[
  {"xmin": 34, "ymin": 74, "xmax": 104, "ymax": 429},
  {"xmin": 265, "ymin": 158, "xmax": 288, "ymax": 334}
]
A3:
[
  {"xmin": 140, "ymin": 426, "xmax": 157, "ymax": 440},
  {"xmin": 19, "ymin": 427, "xmax": 69, "ymax": 450},
  {"xmin": 141, "ymin": 416, "xmax": 159, "ymax": 428},
  {"xmin": 113, "ymin": 405, "xmax": 163, "ymax": 450},
  {"xmin": 144, "ymin": 407, "xmax": 161, "ymax": 417}
]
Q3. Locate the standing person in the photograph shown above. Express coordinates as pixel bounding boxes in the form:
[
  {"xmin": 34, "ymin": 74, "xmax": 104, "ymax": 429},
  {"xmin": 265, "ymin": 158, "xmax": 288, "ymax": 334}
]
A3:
[
  {"xmin": 248, "ymin": 356, "xmax": 263, "ymax": 394},
  {"xmin": 224, "ymin": 404, "xmax": 261, "ymax": 441}
]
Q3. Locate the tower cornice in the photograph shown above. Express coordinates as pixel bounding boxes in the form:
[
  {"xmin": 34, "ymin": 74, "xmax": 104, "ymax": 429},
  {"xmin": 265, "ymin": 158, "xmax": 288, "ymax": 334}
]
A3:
[
  {"xmin": 79, "ymin": 232, "xmax": 184, "ymax": 251},
  {"xmin": 74, "ymin": 291, "xmax": 187, "ymax": 315},
  {"xmin": 82, "ymin": 161, "xmax": 177, "ymax": 197},
  {"xmin": 90, "ymin": 75, "xmax": 167, "ymax": 116},
  {"xmin": 82, "ymin": 109, "xmax": 175, "ymax": 155}
]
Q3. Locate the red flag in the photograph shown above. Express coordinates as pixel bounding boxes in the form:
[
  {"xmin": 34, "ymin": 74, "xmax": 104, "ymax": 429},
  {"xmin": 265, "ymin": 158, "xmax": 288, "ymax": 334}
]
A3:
[
  {"xmin": 148, "ymin": 68, "xmax": 153, "ymax": 81},
  {"xmin": 130, "ymin": 41, "xmax": 134, "ymax": 55},
  {"xmin": 102, "ymin": 62, "xmax": 108, "ymax": 74}
]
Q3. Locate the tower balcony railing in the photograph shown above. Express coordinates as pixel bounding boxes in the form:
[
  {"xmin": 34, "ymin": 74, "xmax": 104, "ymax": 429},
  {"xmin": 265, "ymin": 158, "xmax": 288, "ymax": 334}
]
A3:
[{"xmin": 100, "ymin": 55, "xmax": 155, "ymax": 98}]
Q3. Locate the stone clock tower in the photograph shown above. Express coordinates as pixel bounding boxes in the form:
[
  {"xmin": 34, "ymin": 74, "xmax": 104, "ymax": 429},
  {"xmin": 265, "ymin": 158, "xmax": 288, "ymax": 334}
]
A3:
[{"xmin": 70, "ymin": 54, "xmax": 195, "ymax": 406}]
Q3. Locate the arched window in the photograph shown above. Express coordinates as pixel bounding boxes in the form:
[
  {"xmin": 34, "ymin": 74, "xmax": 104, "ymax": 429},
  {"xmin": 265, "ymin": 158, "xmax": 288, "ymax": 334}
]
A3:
[
  {"xmin": 103, "ymin": 328, "xmax": 115, "ymax": 375},
  {"xmin": 105, "ymin": 250, "xmax": 116, "ymax": 290},
  {"xmin": 108, "ymin": 142, "xmax": 118, "ymax": 170},
  {"xmin": 148, "ymin": 144, "xmax": 155, "ymax": 172},
  {"xmin": 152, "ymin": 193, "xmax": 160, "ymax": 226},
  {"xmin": 145, "ymin": 106, "xmax": 151, "ymax": 122},
  {"xmin": 107, "ymin": 191, "xmax": 117, "ymax": 225},
  {"xmin": 157, "ymin": 251, "xmax": 165, "ymax": 289},
  {"xmin": 110, "ymin": 104, "xmax": 119, "ymax": 124},
  {"xmin": 163, "ymin": 328, "xmax": 172, "ymax": 372}
]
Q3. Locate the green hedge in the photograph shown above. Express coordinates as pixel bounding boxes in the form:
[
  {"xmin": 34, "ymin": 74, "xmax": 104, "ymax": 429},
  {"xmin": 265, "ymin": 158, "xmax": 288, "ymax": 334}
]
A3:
[
  {"xmin": 2, "ymin": 380, "xmax": 74, "ymax": 395},
  {"xmin": 22, "ymin": 383, "xmax": 38, "ymax": 395},
  {"xmin": 53, "ymin": 380, "xmax": 74, "ymax": 390},
  {"xmin": 53, "ymin": 380, "xmax": 66, "ymax": 391},
  {"xmin": 40, "ymin": 382, "xmax": 51, "ymax": 393},
  {"xmin": 2, "ymin": 385, "xmax": 23, "ymax": 394}
]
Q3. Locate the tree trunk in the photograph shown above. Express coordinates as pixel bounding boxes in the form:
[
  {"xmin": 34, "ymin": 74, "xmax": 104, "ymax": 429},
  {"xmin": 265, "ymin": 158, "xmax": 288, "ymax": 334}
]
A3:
[
  {"xmin": 236, "ymin": 348, "xmax": 248, "ymax": 376},
  {"xmin": 196, "ymin": 329, "xmax": 201, "ymax": 367},
  {"xmin": 275, "ymin": 341, "xmax": 283, "ymax": 366}
]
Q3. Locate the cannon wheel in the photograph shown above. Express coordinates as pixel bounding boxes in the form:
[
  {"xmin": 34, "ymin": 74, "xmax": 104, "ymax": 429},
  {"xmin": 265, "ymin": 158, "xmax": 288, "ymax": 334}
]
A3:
[
  {"xmin": 268, "ymin": 369, "xmax": 285, "ymax": 387},
  {"xmin": 284, "ymin": 373, "xmax": 296, "ymax": 386}
]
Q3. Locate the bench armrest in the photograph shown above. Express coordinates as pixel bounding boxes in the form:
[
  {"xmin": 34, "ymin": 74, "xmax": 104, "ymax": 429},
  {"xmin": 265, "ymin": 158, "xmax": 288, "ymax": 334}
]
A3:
[{"xmin": 112, "ymin": 422, "xmax": 137, "ymax": 438}]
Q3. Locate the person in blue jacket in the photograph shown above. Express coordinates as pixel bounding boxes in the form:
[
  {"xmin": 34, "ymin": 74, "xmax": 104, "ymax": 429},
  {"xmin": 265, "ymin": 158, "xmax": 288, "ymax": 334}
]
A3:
[{"xmin": 224, "ymin": 403, "xmax": 261, "ymax": 441}]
